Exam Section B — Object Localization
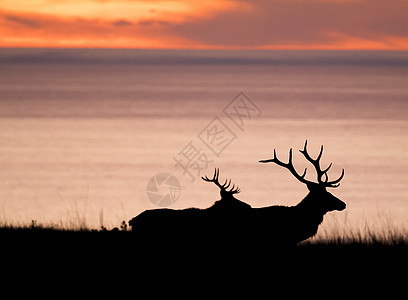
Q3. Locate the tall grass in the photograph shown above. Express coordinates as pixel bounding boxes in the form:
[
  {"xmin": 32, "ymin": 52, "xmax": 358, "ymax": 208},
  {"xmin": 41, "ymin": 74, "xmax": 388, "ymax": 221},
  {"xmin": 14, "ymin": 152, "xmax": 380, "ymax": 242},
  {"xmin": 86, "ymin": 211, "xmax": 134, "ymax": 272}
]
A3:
[
  {"xmin": 306, "ymin": 212, "xmax": 408, "ymax": 246},
  {"xmin": 0, "ymin": 218, "xmax": 90, "ymax": 231},
  {"xmin": 2, "ymin": 211, "xmax": 408, "ymax": 247}
]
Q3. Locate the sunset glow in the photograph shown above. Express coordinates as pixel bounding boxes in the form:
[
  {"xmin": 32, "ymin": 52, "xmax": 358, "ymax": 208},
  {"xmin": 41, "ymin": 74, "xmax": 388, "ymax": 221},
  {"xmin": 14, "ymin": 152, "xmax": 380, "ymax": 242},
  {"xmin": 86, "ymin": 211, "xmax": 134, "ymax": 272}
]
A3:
[{"xmin": 1, "ymin": 0, "xmax": 408, "ymax": 50}]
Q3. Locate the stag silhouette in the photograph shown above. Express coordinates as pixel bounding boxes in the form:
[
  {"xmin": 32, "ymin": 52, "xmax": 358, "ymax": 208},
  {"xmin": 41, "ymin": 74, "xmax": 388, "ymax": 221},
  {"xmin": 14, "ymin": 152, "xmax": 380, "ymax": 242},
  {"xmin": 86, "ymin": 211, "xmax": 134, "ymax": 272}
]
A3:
[
  {"xmin": 255, "ymin": 140, "xmax": 346, "ymax": 246},
  {"xmin": 129, "ymin": 141, "xmax": 346, "ymax": 248},
  {"xmin": 202, "ymin": 168, "xmax": 251, "ymax": 211},
  {"xmin": 128, "ymin": 169, "xmax": 251, "ymax": 243}
]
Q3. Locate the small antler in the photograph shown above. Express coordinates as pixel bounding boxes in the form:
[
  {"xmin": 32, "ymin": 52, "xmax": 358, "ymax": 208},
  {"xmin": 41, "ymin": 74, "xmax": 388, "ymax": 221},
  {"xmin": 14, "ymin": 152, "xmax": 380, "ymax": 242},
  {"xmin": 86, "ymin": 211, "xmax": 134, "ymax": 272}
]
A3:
[
  {"xmin": 202, "ymin": 168, "xmax": 222, "ymax": 189},
  {"xmin": 259, "ymin": 140, "xmax": 344, "ymax": 188},
  {"xmin": 202, "ymin": 168, "xmax": 240, "ymax": 194}
]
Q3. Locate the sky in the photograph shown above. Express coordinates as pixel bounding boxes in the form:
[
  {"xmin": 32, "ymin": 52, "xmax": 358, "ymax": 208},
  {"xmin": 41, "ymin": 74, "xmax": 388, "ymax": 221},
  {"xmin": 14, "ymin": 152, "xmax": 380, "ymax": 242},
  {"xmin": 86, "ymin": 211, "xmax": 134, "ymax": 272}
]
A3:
[{"xmin": 0, "ymin": 0, "xmax": 408, "ymax": 50}]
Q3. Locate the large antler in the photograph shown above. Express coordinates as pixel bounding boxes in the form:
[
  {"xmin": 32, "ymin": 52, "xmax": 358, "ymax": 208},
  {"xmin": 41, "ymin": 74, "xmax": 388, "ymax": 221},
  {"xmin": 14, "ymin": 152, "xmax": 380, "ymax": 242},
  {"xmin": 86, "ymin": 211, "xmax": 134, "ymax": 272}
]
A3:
[
  {"xmin": 259, "ymin": 140, "xmax": 344, "ymax": 188},
  {"xmin": 299, "ymin": 140, "xmax": 344, "ymax": 188},
  {"xmin": 259, "ymin": 148, "xmax": 314, "ymax": 186},
  {"xmin": 202, "ymin": 168, "xmax": 240, "ymax": 194}
]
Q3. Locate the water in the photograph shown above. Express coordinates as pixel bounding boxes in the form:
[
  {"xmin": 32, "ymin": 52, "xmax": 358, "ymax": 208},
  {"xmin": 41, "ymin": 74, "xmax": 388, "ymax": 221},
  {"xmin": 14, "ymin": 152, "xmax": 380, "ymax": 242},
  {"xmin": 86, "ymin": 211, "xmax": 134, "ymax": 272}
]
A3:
[{"xmin": 0, "ymin": 49, "xmax": 407, "ymax": 232}]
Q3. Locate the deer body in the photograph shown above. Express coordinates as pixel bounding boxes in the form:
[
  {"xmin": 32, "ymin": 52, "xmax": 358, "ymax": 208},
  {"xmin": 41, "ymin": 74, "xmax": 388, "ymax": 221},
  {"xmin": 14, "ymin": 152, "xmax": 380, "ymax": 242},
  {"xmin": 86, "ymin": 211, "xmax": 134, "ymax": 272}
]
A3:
[
  {"xmin": 251, "ymin": 192, "xmax": 346, "ymax": 246},
  {"xmin": 129, "ymin": 176, "xmax": 251, "ymax": 242},
  {"xmin": 254, "ymin": 140, "xmax": 346, "ymax": 245}
]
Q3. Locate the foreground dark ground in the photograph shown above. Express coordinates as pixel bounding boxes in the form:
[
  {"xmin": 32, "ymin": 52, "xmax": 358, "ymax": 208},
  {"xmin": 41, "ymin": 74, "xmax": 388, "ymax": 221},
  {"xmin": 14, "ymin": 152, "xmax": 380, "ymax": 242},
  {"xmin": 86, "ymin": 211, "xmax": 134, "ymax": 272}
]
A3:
[
  {"xmin": 2, "ymin": 226, "xmax": 407, "ymax": 260},
  {"xmin": 2, "ymin": 226, "xmax": 406, "ymax": 297},
  {"xmin": 2, "ymin": 225, "xmax": 408, "ymax": 294}
]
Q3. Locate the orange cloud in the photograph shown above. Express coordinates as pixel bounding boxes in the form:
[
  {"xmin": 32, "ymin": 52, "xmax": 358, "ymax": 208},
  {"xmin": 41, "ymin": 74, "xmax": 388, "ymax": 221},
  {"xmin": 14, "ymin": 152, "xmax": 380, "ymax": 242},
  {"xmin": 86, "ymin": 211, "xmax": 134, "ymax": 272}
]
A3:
[
  {"xmin": 0, "ymin": 9, "xmax": 189, "ymax": 48},
  {"xmin": 0, "ymin": 0, "xmax": 407, "ymax": 49},
  {"xmin": 0, "ymin": 0, "xmax": 249, "ymax": 48},
  {"xmin": 0, "ymin": 0, "xmax": 246, "ymax": 23}
]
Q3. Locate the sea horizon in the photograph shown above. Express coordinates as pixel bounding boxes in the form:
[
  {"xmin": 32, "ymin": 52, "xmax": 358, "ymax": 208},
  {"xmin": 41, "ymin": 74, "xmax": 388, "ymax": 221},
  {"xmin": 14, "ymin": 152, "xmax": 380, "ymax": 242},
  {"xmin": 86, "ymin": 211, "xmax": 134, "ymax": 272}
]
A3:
[{"xmin": 0, "ymin": 49, "xmax": 407, "ymax": 236}]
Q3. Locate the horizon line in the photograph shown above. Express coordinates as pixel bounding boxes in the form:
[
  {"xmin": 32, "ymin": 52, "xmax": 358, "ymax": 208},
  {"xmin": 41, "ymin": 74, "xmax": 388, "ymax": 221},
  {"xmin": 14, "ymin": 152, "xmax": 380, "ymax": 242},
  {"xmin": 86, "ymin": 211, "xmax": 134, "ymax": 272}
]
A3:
[{"xmin": 1, "ymin": 46, "xmax": 408, "ymax": 52}]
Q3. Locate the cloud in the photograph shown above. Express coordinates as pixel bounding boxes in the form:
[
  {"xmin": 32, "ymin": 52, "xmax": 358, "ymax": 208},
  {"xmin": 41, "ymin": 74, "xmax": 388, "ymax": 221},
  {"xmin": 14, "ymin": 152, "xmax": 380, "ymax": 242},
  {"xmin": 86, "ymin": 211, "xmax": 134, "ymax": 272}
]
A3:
[
  {"xmin": 138, "ymin": 19, "xmax": 171, "ymax": 27},
  {"xmin": 0, "ymin": 10, "xmax": 195, "ymax": 48},
  {"xmin": 113, "ymin": 19, "xmax": 132, "ymax": 27},
  {"xmin": 0, "ymin": 0, "xmax": 248, "ymax": 48},
  {"xmin": 0, "ymin": 0, "xmax": 407, "ymax": 49},
  {"xmin": 0, "ymin": 0, "xmax": 242, "ymax": 23},
  {"xmin": 166, "ymin": 0, "xmax": 408, "ymax": 49},
  {"xmin": 4, "ymin": 15, "xmax": 41, "ymax": 28}
]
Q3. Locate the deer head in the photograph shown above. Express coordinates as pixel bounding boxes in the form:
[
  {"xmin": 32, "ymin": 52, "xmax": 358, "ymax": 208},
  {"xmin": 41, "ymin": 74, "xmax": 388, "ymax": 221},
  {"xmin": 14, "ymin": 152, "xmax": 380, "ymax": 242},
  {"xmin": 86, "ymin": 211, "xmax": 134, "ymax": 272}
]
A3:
[
  {"xmin": 202, "ymin": 168, "xmax": 240, "ymax": 200},
  {"xmin": 259, "ymin": 140, "xmax": 346, "ymax": 213}
]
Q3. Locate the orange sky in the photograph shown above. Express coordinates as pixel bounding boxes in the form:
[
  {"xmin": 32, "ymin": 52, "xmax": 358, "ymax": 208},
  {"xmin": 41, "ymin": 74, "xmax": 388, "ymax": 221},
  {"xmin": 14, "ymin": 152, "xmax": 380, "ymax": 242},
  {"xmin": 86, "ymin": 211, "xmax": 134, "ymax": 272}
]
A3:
[{"xmin": 1, "ymin": 0, "xmax": 408, "ymax": 50}]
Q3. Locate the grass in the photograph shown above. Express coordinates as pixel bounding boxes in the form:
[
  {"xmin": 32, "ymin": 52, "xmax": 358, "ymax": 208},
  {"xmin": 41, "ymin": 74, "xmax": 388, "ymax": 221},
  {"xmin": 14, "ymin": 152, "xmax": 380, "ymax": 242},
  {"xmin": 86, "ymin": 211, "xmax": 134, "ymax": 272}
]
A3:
[
  {"xmin": 2, "ymin": 218, "xmax": 406, "ymax": 288},
  {"xmin": 302, "ymin": 212, "xmax": 408, "ymax": 248},
  {"xmin": 2, "ymin": 210, "xmax": 408, "ymax": 257},
  {"xmin": 1, "ymin": 218, "xmax": 407, "ymax": 276},
  {"xmin": 1, "ymin": 217, "xmax": 407, "ymax": 247},
  {"xmin": 304, "ymin": 227, "xmax": 408, "ymax": 248}
]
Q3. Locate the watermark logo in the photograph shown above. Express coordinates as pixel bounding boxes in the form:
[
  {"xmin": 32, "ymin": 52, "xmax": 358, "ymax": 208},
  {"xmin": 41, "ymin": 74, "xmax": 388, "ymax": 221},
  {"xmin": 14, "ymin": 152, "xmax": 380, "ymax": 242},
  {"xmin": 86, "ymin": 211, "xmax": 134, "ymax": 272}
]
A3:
[
  {"xmin": 197, "ymin": 116, "xmax": 237, "ymax": 157},
  {"xmin": 146, "ymin": 172, "xmax": 181, "ymax": 207},
  {"xmin": 147, "ymin": 91, "xmax": 261, "ymax": 207},
  {"xmin": 173, "ymin": 141, "xmax": 213, "ymax": 182},
  {"xmin": 223, "ymin": 92, "xmax": 261, "ymax": 131},
  {"xmin": 174, "ymin": 92, "xmax": 260, "ymax": 182}
]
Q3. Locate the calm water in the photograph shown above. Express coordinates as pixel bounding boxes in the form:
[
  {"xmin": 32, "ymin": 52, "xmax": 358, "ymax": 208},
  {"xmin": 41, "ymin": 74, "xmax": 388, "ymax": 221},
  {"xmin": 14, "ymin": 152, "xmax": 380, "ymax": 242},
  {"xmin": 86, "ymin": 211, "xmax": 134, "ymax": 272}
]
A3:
[{"xmin": 0, "ymin": 49, "xmax": 408, "ymax": 233}]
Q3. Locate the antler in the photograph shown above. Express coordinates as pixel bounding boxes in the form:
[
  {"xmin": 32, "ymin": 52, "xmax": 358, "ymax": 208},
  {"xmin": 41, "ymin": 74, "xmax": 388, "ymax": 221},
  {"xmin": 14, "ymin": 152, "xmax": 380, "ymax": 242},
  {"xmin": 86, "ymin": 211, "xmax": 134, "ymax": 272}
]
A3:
[
  {"xmin": 299, "ymin": 140, "xmax": 344, "ymax": 188},
  {"xmin": 259, "ymin": 140, "xmax": 344, "ymax": 188},
  {"xmin": 202, "ymin": 168, "xmax": 240, "ymax": 194},
  {"xmin": 259, "ymin": 148, "xmax": 314, "ymax": 186}
]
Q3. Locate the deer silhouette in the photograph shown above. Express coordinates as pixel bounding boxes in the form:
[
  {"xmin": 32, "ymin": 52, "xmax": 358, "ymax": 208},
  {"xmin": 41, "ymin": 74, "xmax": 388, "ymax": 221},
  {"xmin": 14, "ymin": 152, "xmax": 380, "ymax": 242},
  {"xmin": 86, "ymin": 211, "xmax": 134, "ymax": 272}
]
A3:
[
  {"xmin": 255, "ymin": 140, "xmax": 346, "ymax": 246},
  {"xmin": 202, "ymin": 168, "xmax": 251, "ymax": 211},
  {"xmin": 128, "ymin": 169, "xmax": 251, "ymax": 243},
  {"xmin": 129, "ymin": 141, "xmax": 346, "ymax": 248}
]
